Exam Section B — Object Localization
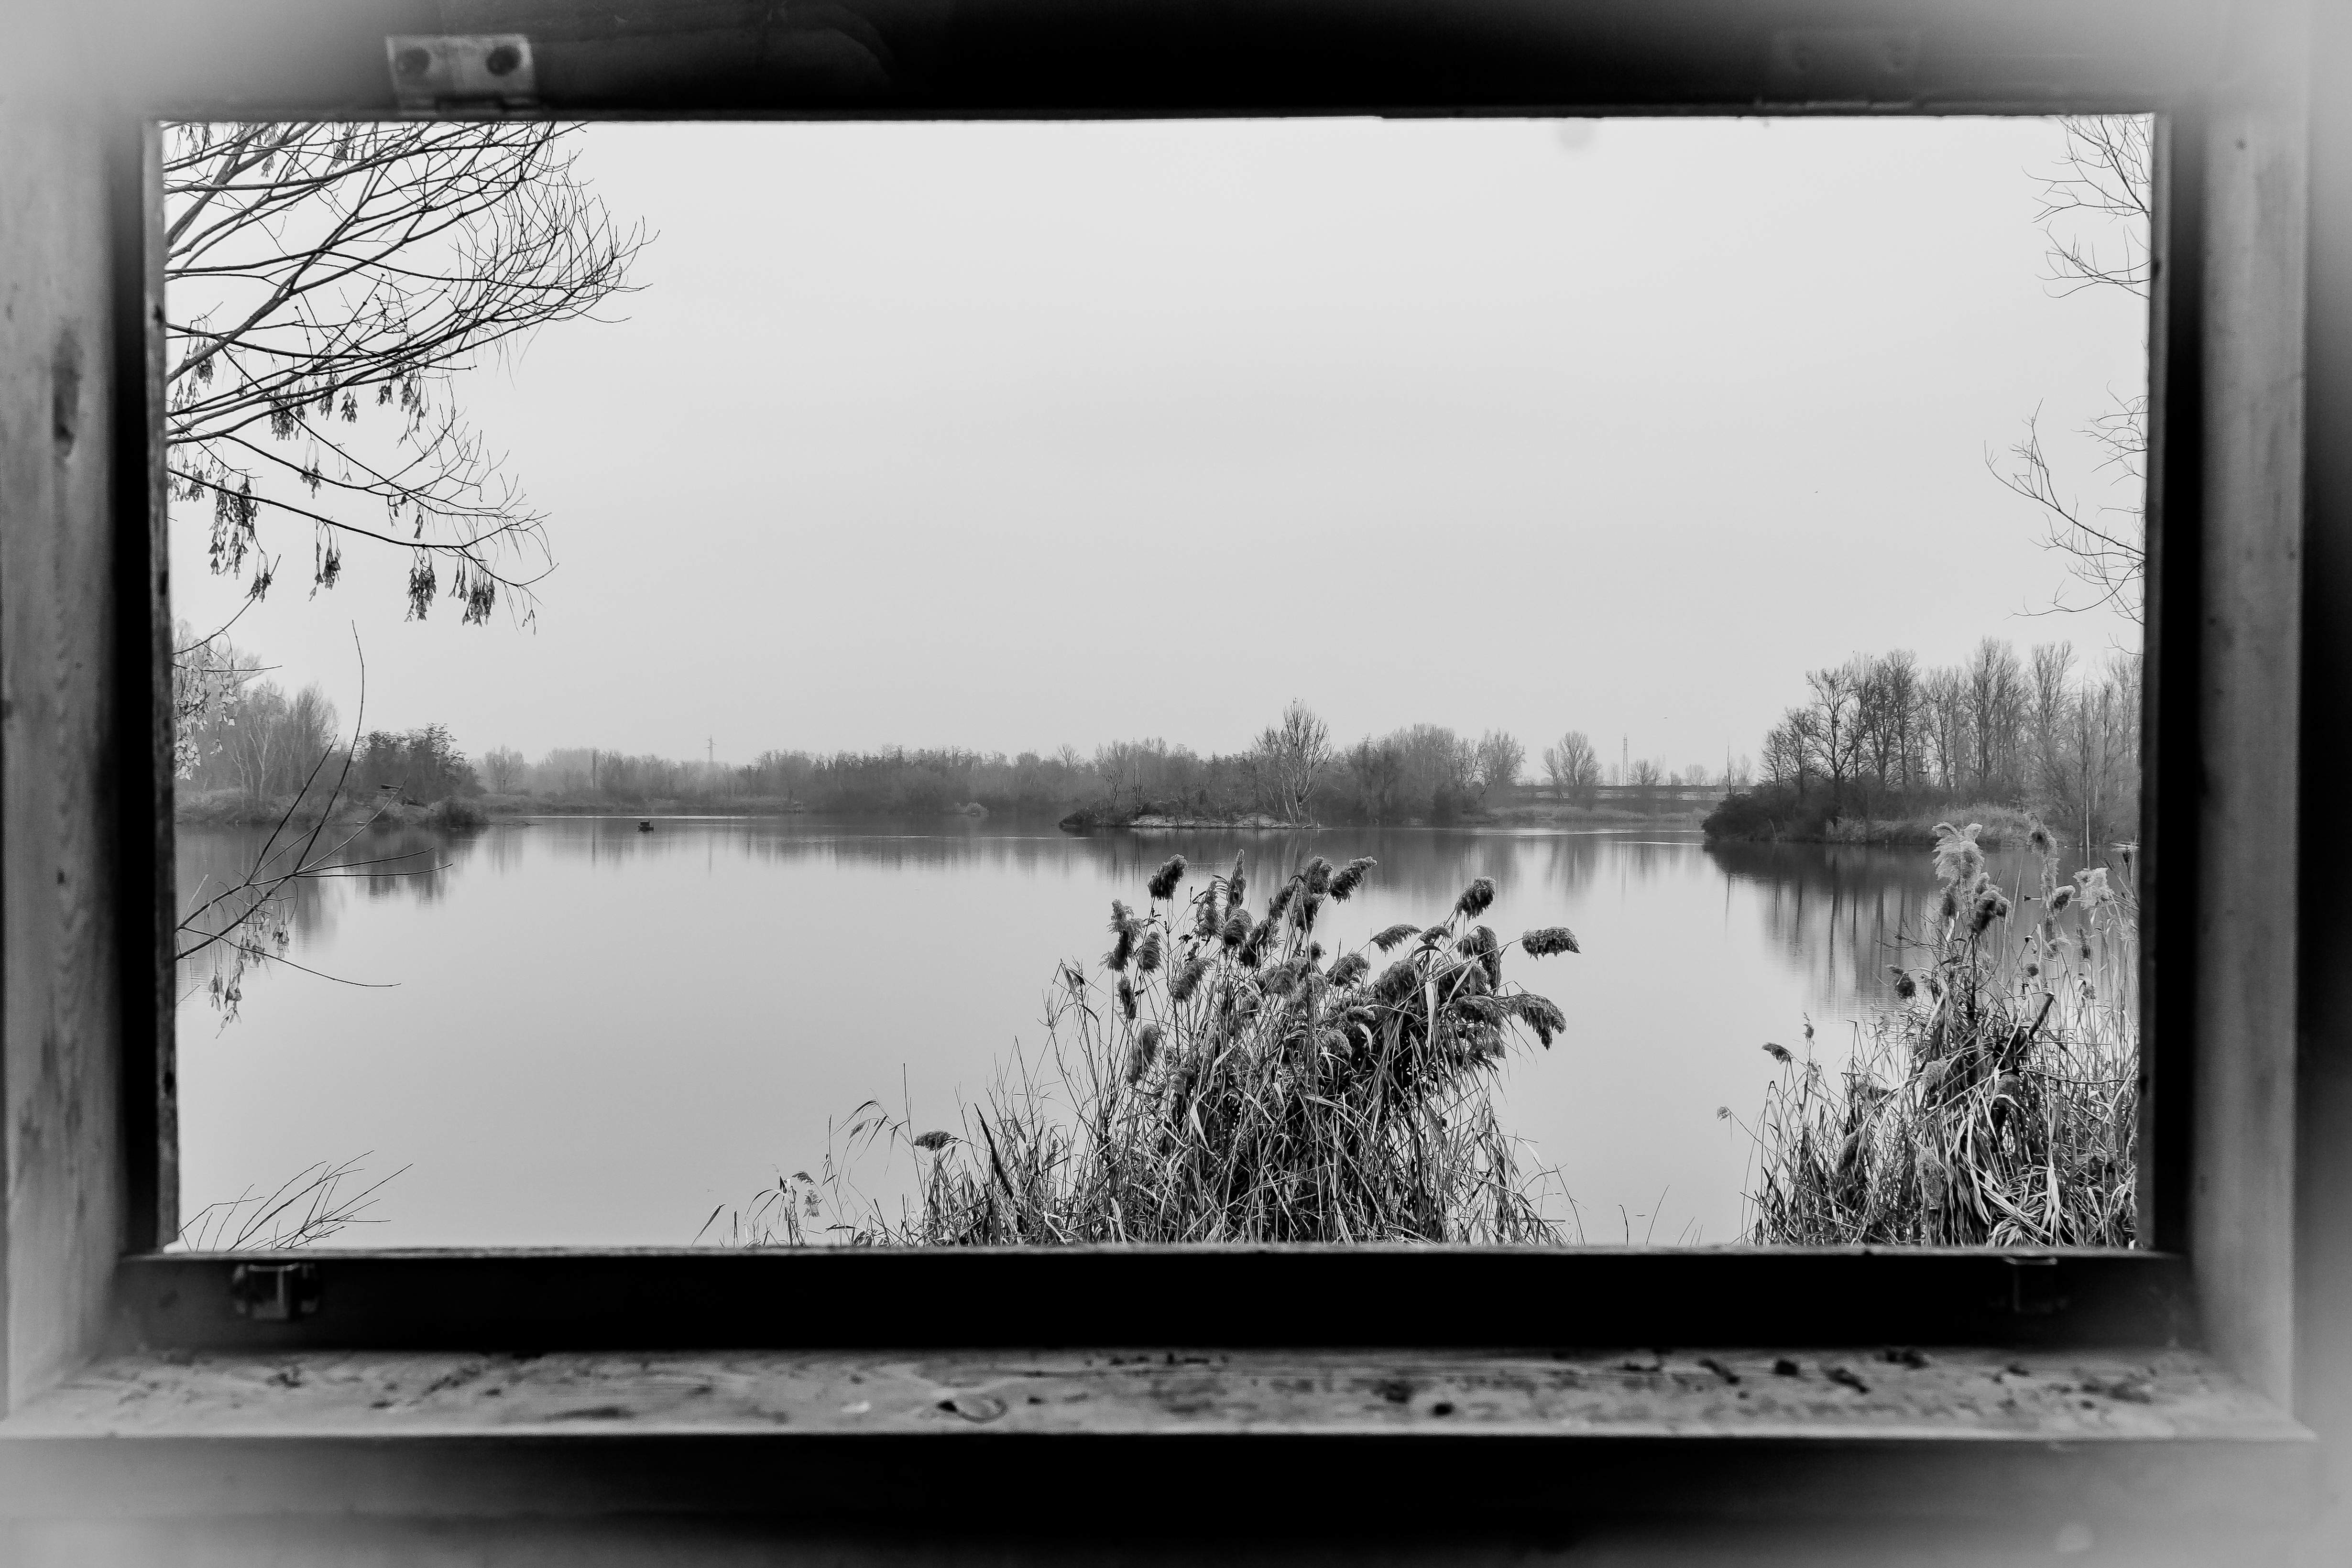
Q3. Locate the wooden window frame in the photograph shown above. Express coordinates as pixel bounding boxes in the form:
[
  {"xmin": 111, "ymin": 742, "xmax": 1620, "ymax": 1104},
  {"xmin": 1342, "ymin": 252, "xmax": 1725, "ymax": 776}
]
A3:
[{"xmin": 0, "ymin": 0, "xmax": 2332, "ymax": 1535}]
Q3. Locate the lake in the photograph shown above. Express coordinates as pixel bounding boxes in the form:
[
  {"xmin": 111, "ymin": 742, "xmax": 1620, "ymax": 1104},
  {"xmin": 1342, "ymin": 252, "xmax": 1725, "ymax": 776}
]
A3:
[{"xmin": 173, "ymin": 816, "xmax": 2012, "ymax": 1249}]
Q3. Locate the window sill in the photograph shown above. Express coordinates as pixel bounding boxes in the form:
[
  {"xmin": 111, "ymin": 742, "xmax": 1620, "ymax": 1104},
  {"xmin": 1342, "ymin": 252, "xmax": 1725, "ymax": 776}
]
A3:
[{"xmin": 0, "ymin": 1345, "xmax": 2313, "ymax": 1526}]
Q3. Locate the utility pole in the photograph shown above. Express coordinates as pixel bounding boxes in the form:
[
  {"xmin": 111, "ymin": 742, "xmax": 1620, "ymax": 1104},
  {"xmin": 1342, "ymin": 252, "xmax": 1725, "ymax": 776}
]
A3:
[
  {"xmin": 1621, "ymin": 734, "xmax": 1629, "ymax": 787},
  {"xmin": 707, "ymin": 735, "xmax": 715, "ymax": 770}
]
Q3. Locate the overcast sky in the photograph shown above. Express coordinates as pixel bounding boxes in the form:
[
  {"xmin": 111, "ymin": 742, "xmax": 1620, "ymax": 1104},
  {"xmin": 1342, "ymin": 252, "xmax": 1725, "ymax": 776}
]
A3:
[{"xmin": 172, "ymin": 116, "xmax": 2144, "ymax": 773}]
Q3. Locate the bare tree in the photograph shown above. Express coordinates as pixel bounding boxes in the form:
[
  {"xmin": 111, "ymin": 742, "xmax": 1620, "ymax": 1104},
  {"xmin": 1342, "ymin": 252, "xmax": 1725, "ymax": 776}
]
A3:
[
  {"xmin": 1542, "ymin": 730, "xmax": 1601, "ymax": 806},
  {"xmin": 1994, "ymin": 115, "xmax": 2152, "ymax": 622},
  {"xmin": 1251, "ymin": 701, "xmax": 1334, "ymax": 824},
  {"xmin": 1802, "ymin": 662, "xmax": 1864, "ymax": 809},
  {"xmin": 481, "ymin": 745, "xmax": 526, "ymax": 794},
  {"xmin": 1473, "ymin": 730, "xmax": 1526, "ymax": 796},
  {"xmin": 1347, "ymin": 735, "xmax": 1407, "ymax": 821},
  {"xmin": 165, "ymin": 122, "xmax": 646, "ymax": 633}
]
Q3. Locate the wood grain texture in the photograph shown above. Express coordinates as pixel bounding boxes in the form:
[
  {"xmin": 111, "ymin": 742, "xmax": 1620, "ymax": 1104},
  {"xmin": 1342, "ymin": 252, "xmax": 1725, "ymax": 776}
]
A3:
[
  {"xmin": 0, "ymin": 88, "xmax": 132, "ymax": 1409},
  {"xmin": 2192, "ymin": 11, "xmax": 2309, "ymax": 1408},
  {"xmin": 0, "ymin": 1346, "xmax": 2311, "ymax": 1530},
  {"xmin": 2, "ymin": 1343, "xmax": 2303, "ymax": 1442}
]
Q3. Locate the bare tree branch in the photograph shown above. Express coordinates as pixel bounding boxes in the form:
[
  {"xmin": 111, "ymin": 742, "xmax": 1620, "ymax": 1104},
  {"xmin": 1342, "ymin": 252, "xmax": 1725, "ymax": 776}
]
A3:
[
  {"xmin": 2005, "ymin": 116, "xmax": 2152, "ymax": 622},
  {"xmin": 165, "ymin": 121, "xmax": 649, "ymax": 627}
]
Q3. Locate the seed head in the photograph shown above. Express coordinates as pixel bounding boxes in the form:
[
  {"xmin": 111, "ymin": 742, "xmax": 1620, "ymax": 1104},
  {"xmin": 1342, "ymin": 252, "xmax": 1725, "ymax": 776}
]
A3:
[
  {"xmin": 1193, "ymin": 892, "xmax": 1222, "ymax": 939},
  {"xmin": 1521, "ymin": 926, "xmax": 1580, "ymax": 957},
  {"xmin": 1105, "ymin": 900, "xmax": 1138, "ymax": 970},
  {"xmin": 1127, "ymin": 1022, "xmax": 1164, "ymax": 1085},
  {"xmin": 1169, "ymin": 955, "xmax": 1210, "ymax": 1003},
  {"xmin": 2027, "ymin": 820, "xmax": 2055, "ymax": 857},
  {"xmin": 1135, "ymin": 927, "xmax": 1163, "ymax": 974},
  {"xmin": 1328, "ymin": 857, "xmax": 1376, "ymax": 902},
  {"xmin": 1328, "ymin": 951, "xmax": 1370, "ymax": 987},
  {"xmin": 1371, "ymin": 922, "xmax": 1420, "ymax": 953},
  {"xmin": 1454, "ymin": 876, "xmax": 1497, "ymax": 919},
  {"xmin": 911, "ymin": 1130, "xmax": 957, "ymax": 1153},
  {"xmin": 1147, "ymin": 855, "xmax": 1187, "ymax": 902},
  {"xmin": 1117, "ymin": 975, "xmax": 1138, "ymax": 1020},
  {"xmin": 1970, "ymin": 884, "xmax": 2013, "ymax": 937},
  {"xmin": 1227, "ymin": 854, "xmax": 1247, "ymax": 906},
  {"xmin": 1265, "ymin": 881, "xmax": 1296, "ymax": 925},
  {"xmin": 1303, "ymin": 857, "xmax": 1333, "ymax": 896},
  {"xmin": 1762, "ymin": 1041, "xmax": 1794, "ymax": 1065},
  {"xmin": 1513, "ymin": 993, "xmax": 1567, "ymax": 1047},
  {"xmin": 2049, "ymin": 884, "xmax": 2076, "ymax": 913},
  {"xmin": 1222, "ymin": 907, "xmax": 1253, "ymax": 951},
  {"xmin": 1932, "ymin": 822, "xmax": 1985, "ymax": 885}
]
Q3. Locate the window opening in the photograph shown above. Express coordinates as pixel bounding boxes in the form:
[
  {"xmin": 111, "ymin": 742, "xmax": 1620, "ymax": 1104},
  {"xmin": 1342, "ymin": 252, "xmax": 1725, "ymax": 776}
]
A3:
[{"xmin": 161, "ymin": 114, "xmax": 2151, "ymax": 1251}]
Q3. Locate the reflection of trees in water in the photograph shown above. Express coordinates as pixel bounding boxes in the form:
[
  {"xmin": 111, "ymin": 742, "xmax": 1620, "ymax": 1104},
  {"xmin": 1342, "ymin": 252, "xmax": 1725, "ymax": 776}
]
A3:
[
  {"xmin": 511, "ymin": 817, "xmax": 1668, "ymax": 900},
  {"xmin": 1703, "ymin": 840, "xmax": 2060, "ymax": 1020},
  {"xmin": 526, "ymin": 817, "xmax": 1623, "ymax": 910},
  {"xmin": 174, "ymin": 826, "xmax": 458, "ymax": 994}
]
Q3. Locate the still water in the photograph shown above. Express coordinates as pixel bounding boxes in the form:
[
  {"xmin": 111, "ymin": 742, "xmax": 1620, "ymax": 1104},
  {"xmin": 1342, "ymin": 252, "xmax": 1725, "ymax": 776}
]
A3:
[{"xmin": 175, "ymin": 817, "xmax": 1990, "ymax": 1248}]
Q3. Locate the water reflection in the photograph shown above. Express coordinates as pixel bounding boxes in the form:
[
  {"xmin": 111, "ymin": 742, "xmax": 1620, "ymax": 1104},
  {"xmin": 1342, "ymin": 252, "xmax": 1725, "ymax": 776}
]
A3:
[{"xmin": 173, "ymin": 817, "xmax": 2065, "ymax": 1248}]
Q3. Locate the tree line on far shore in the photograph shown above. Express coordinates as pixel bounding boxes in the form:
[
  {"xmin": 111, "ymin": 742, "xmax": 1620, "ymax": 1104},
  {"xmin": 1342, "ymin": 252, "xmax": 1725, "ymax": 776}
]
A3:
[
  {"xmin": 174, "ymin": 639, "xmax": 1734, "ymax": 829},
  {"xmin": 1712, "ymin": 637, "xmax": 2141, "ymax": 848}
]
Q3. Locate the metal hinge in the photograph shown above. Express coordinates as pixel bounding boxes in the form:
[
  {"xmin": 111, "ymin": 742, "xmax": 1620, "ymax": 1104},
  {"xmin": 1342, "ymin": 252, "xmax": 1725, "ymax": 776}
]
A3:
[
  {"xmin": 386, "ymin": 34, "xmax": 539, "ymax": 115},
  {"xmin": 230, "ymin": 1262, "xmax": 320, "ymax": 1322}
]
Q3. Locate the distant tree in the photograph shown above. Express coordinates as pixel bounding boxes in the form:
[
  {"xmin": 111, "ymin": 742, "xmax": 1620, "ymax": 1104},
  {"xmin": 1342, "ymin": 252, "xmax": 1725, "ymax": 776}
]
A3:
[
  {"xmin": 481, "ymin": 745, "xmax": 526, "ymax": 793},
  {"xmin": 1473, "ymin": 730, "xmax": 1526, "ymax": 795},
  {"xmin": 1347, "ymin": 735, "xmax": 1407, "ymax": 821},
  {"xmin": 1856, "ymin": 650, "xmax": 1920, "ymax": 799},
  {"xmin": 1802, "ymin": 662, "xmax": 1865, "ymax": 808},
  {"xmin": 1251, "ymin": 701, "xmax": 1334, "ymax": 824},
  {"xmin": 354, "ymin": 724, "xmax": 477, "ymax": 802},
  {"xmin": 1542, "ymin": 730, "xmax": 1601, "ymax": 807}
]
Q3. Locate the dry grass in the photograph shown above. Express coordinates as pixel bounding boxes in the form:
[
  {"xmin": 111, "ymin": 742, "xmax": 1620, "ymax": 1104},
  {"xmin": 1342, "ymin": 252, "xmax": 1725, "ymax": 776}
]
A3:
[
  {"xmin": 1739, "ymin": 820, "xmax": 2138, "ymax": 1246},
  {"xmin": 175, "ymin": 1154, "xmax": 407, "ymax": 1251},
  {"xmin": 713, "ymin": 855, "xmax": 1582, "ymax": 1246}
]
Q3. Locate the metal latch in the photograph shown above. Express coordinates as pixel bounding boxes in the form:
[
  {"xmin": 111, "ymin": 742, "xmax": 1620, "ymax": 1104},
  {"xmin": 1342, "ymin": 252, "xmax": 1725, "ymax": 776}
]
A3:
[
  {"xmin": 2001, "ymin": 1255, "xmax": 2068, "ymax": 1318},
  {"xmin": 386, "ymin": 35, "xmax": 539, "ymax": 115},
  {"xmin": 1767, "ymin": 29, "xmax": 1921, "ymax": 101},
  {"xmin": 230, "ymin": 1262, "xmax": 320, "ymax": 1322}
]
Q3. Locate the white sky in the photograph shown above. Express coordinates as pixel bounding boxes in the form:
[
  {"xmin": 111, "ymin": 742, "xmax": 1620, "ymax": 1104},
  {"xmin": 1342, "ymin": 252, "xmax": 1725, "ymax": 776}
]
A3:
[{"xmin": 171, "ymin": 116, "xmax": 2144, "ymax": 772}]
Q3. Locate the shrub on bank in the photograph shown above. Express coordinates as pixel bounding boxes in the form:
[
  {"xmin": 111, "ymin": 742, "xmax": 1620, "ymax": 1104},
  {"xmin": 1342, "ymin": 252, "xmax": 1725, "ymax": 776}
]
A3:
[
  {"xmin": 1817, "ymin": 805, "xmax": 2039, "ymax": 848},
  {"xmin": 427, "ymin": 796, "xmax": 489, "ymax": 832},
  {"xmin": 1702, "ymin": 784, "xmax": 1838, "ymax": 841},
  {"xmin": 1740, "ymin": 820, "xmax": 2138, "ymax": 1246}
]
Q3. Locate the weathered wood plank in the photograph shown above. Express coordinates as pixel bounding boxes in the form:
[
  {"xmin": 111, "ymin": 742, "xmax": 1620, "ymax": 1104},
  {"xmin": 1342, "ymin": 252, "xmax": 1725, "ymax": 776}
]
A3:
[
  {"xmin": 0, "ymin": 61, "xmax": 133, "ymax": 1410},
  {"xmin": 0, "ymin": 1346, "xmax": 2310, "ymax": 1532},
  {"xmin": 2191, "ymin": 15, "xmax": 2308, "ymax": 1406},
  {"xmin": 3, "ymin": 1344, "xmax": 2304, "ymax": 1443}
]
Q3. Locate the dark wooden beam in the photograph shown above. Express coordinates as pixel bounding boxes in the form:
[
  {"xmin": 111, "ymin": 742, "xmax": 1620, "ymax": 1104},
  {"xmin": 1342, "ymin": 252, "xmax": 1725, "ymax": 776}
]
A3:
[
  {"xmin": 116, "ymin": 0, "xmax": 2223, "ymax": 121},
  {"xmin": 118, "ymin": 1247, "xmax": 2195, "ymax": 1352}
]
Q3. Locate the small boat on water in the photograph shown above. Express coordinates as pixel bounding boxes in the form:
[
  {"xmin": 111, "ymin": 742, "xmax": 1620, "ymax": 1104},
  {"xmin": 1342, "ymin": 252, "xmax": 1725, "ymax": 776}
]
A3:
[{"xmin": 638, "ymin": 819, "xmax": 654, "ymax": 832}]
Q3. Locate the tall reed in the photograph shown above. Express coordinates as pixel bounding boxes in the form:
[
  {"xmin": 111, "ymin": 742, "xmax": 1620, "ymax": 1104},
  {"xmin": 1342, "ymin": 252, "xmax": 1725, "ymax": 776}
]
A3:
[
  {"xmin": 1742, "ymin": 821, "xmax": 2138, "ymax": 1246},
  {"xmin": 724, "ymin": 855, "xmax": 1581, "ymax": 1246}
]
